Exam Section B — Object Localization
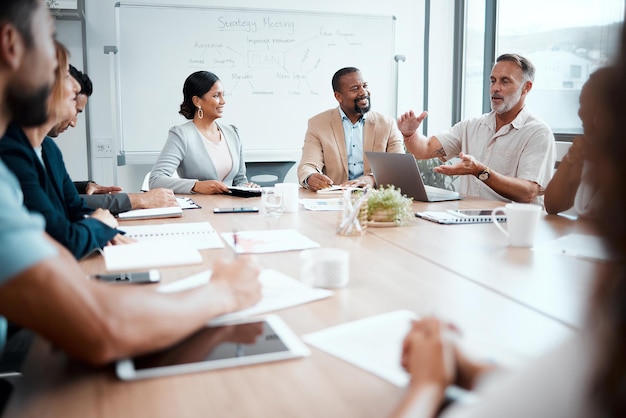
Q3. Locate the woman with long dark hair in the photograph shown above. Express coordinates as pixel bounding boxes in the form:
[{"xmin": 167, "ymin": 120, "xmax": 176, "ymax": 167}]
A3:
[{"xmin": 150, "ymin": 71, "xmax": 257, "ymax": 194}]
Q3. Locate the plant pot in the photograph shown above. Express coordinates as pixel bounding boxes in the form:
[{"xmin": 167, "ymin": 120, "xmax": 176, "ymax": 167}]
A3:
[{"xmin": 369, "ymin": 208, "xmax": 397, "ymax": 223}]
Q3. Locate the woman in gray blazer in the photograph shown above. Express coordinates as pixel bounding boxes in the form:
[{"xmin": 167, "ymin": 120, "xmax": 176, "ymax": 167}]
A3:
[{"xmin": 149, "ymin": 71, "xmax": 257, "ymax": 194}]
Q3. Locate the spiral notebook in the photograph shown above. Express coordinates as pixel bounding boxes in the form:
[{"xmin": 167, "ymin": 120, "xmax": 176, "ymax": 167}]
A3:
[
  {"xmin": 118, "ymin": 221, "xmax": 224, "ymax": 249},
  {"xmin": 416, "ymin": 209, "xmax": 506, "ymax": 224}
]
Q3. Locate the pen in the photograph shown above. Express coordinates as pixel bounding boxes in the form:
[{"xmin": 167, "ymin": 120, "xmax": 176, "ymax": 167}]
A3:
[{"xmin": 232, "ymin": 230, "xmax": 239, "ymax": 258}]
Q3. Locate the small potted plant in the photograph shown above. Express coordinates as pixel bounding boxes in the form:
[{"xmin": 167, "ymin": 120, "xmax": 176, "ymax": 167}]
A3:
[{"xmin": 366, "ymin": 185, "xmax": 413, "ymax": 225}]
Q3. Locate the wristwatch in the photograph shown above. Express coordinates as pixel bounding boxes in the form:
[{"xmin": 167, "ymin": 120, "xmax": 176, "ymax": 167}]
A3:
[{"xmin": 477, "ymin": 167, "xmax": 491, "ymax": 182}]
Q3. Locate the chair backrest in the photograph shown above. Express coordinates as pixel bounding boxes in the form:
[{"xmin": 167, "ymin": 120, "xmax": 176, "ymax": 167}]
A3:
[
  {"xmin": 142, "ymin": 170, "xmax": 179, "ymax": 191},
  {"xmin": 245, "ymin": 161, "xmax": 295, "ymax": 187},
  {"xmin": 141, "ymin": 171, "xmax": 151, "ymax": 191}
]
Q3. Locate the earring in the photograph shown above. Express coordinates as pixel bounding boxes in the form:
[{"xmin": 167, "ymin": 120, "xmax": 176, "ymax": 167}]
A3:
[{"xmin": 197, "ymin": 107, "xmax": 204, "ymax": 119}]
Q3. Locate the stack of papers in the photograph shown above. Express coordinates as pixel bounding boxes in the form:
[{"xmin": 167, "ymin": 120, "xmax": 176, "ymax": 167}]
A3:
[{"xmin": 157, "ymin": 269, "xmax": 333, "ymax": 325}]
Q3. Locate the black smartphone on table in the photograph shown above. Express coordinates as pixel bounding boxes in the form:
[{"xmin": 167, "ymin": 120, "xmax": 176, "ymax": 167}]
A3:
[
  {"xmin": 93, "ymin": 270, "xmax": 161, "ymax": 284},
  {"xmin": 213, "ymin": 207, "xmax": 259, "ymax": 213}
]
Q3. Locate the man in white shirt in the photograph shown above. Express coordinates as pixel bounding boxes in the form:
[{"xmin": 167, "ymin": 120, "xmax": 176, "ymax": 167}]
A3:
[{"xmin": 398, "ymin": 54, "xmax": 555, "ymax": 204}]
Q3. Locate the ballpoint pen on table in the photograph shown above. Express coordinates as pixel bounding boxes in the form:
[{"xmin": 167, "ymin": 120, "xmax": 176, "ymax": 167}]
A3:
[{"xmin": 232, "ymin": 230, "xmax": 239, "ymax": 258}]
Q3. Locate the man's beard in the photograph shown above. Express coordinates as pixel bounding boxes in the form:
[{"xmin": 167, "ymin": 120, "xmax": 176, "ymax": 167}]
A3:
[
  {"xmin": 354, "ymin": 96, "xmax": 371, "ymax": 115},
  {"xmin": 5, "ymin": 84, "xmax": 50, "ymax": 127},
  {"xmin": 491, "ymin": 85, "xmax": 523, "ymax": 114}
]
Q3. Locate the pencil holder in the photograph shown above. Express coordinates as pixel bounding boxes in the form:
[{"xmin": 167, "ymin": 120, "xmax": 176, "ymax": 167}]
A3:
[{"xmin": 337, "ymin": 190, "xmax": 368, "ymax": 237}]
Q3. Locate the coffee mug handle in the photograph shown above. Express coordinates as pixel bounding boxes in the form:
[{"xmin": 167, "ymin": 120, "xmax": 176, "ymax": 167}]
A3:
[{"xmin": 491, "ymin": 207, "xmax": 508, "ymax": 238}]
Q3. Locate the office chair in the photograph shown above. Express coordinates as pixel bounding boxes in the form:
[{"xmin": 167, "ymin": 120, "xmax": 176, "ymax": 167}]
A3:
[{"xmin": 244, "ymin": 161, "xmax": 295, "ymax": 187}]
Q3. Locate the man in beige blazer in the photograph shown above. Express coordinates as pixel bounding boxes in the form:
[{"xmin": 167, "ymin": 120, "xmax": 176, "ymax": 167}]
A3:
[{"xmin": 297, "ymin": 67, "xmax": 404, "ymax": 191}]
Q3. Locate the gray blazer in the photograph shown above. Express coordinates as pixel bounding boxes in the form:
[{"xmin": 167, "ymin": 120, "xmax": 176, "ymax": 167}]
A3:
[{"xmin": 149, "ymin": 121, "xmax": 248, "ymax": 194}]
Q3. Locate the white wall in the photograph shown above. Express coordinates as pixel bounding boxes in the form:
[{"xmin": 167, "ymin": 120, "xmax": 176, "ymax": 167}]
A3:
[{"xmin": 78, "ymin": 0, "xmax": 456, "ymax": 191}]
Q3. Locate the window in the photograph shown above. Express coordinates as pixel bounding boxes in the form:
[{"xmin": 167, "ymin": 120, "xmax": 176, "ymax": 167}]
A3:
[{"xmin": 462, "ymin": 0, "xmax": 624, "ymax": 135}]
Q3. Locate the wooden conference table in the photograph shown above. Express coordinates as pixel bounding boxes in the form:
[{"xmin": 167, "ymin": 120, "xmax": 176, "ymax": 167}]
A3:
[{"xmin": 5, "ymin": 190, "xmax": 601, "ymax": 418}]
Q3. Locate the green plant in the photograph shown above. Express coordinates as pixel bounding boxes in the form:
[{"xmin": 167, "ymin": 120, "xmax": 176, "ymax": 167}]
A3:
[{"xmin": 366, "ymin": 185, "xmax": 413, "ymax": 225}]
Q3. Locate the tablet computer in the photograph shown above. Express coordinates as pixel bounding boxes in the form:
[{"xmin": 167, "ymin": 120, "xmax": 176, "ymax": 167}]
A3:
[{"xmin": 116, "ymin": 315, "xmax": 310, "ymax": 381}]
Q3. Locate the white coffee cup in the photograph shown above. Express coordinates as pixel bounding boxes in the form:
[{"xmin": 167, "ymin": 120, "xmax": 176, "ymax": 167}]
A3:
[
  {"xmin": 300, "ymin": 248, "xmax": 350, "ymax": 288},
  {"xmin": 274, "ymin": 182, "xmax": 299, "ymax": 213},
  {"xmin": 491, "ymin": 203, "xmax": 542, "ymax": 247}
]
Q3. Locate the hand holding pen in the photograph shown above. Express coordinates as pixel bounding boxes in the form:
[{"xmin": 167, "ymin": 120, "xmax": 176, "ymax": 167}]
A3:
[{"xmin": 306, "ymin": 166, "xmax": 334, "ymax": 192}]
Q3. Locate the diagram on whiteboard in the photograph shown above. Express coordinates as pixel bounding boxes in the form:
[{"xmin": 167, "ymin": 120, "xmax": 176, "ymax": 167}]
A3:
[
  {"xmin": 115, "ymin": 4, "xmax": 395, "ymax": 155},
  {"xmin": 184, "ymin": 14, "xmax": 368, "ymax": 97}
]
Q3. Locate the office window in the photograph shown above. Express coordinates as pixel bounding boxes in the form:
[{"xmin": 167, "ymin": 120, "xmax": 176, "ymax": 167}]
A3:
[{"xmin": 462, "ymin": 0, "xmax": 624, "ymax": 135}]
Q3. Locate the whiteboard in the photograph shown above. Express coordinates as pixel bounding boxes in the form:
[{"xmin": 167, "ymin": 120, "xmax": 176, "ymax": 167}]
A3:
[{"xmin": 114, "ymin": 3, "xmax": 396, "ymax": 162}]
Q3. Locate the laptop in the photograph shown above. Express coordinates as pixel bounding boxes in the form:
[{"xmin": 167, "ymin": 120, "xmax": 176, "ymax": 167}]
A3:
[{"xmin": 365, "ymin": 152, "xmax": 461, "ymax": 202}]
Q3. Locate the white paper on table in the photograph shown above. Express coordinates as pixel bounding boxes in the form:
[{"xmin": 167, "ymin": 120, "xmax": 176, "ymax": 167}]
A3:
[
  {"xmin": 533, "ymin": 233, "xmax": 612, "ymax": 262},
  {"xmin": 118, "ymin": 221, "xmax": 224, "ymax": 250},
  {"xmin": 299, "ymin": 198, "xmax": 344, "ymax": 211},
  {"xmin": 303, "ymin": 310, "xmax": 416, "ymax": 387},
  {"xmin": 303, "ymin": 310, "xmax": 528, "ymax": 390},
  {"xmin": 157, "ymin": 268, "xmax": 333, "ymax": 325},
  {"xmin": 221, "ymin": 229, "xmax": 320, "ymax": 254},
  {"xmin": 103, "ymin": 241, "xmax": 202, "ymax": 271}
]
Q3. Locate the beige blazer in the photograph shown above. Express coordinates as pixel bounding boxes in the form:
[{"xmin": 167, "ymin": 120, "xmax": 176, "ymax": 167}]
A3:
[{"xmin": 297, "ymin": 108, "xmax": 404, "ymax": 186}]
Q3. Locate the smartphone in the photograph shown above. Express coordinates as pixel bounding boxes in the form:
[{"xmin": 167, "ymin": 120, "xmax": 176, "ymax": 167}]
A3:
[
  {"xmin": 94, "ymin": 270, "xmax": 161, "ymax": 284},
  {"xmin": 213, "ymin": 207, "xmax": 259, "ymax": 213},
  {"xmin": 447, "ymin": 209, "xmax": 494, "ymax": 217}
]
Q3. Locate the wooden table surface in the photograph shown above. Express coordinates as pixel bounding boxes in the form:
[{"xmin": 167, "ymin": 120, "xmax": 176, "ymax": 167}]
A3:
[{"xmin": 4, "ymin": 190, "xmax": 599, "ymax": 418}]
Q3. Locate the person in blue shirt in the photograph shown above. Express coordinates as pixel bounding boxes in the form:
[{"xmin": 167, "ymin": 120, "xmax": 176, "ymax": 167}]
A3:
[
  {"xmin": 0, "ymin": 0, "xmax": 261, "ymax": 375},
  {"xmin": 0, "ymin": 40, "xmax": 131, "ymax": 259}
]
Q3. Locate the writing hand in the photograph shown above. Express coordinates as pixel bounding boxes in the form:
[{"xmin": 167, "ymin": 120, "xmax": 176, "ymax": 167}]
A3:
[{"xmin": 306, "ymin": 172, "xmax": 333, "ymax": 192}]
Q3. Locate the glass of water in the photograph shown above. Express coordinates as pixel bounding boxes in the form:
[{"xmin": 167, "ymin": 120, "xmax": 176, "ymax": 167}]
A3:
[{"xmin": 262, "ymin": 188, "xmax": 283, "ymax": 217}]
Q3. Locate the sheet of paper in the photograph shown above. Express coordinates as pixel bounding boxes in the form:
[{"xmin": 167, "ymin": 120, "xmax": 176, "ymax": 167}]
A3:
[
  {"xmin": 221, "ymin": 229, "xmax": 320, "ymax": 254},
  {"xmin": 303, "ymin": 310, "xmax": 528, "ymax": 388},
  {"xmin": 118, "ymin": 206, "xmax": 183, "ymax": 220},
  {"xmin": 118, "ymin": 221, "xmax": 224, "ymax": 250},
  {"xmin": 303, "ymin": 310, "xmax": 416, "ymax": 387},
  {"xmin": 103, "ymin": 241, "xmax": 202, "ymax": 271},
  {"xmin": 533, "ymin": 233, "xmax": 612, "ymax": 262},
  {"xmin": 157, "ymin": 269, "xmax": 333, "ymax": 325},
  {"xmin": 299, "ymin": 198, "xmax": 344, "ymax": 211}
]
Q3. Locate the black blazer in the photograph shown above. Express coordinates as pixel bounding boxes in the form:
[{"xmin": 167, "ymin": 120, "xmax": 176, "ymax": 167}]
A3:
[{"xmin": 0, "ymin": 125, "xmax": 119, "ymax": 259}]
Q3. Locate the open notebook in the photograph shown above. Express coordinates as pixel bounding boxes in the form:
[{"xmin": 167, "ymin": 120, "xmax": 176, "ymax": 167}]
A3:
[{"xmin": 416, "ymin": 209, "xmax": 507, "ymax": 224}]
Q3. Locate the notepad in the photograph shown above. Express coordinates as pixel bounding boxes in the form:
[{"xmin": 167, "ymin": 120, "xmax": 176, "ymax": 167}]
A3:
[
  {"xmin": 118, "ymin": 221, "xmax": 224, "ymax": 250},
  {"xmin": 103, "ymin": 241, "xmax": 202, "ymax": 271},
  {"xmin": 226, "ymin": 186, "xmax": 262, "ymax": 198},
  {"xmin": 316, "ymin": 185, "xmax": 360, "ymax": 195},
  {"xmin": 118, "ymin": 206, "xmax": 183, "ymax": 220},
  {"xmin": 157, "ymin": 268, "xmax": 333, "ymax": 326},
  {"xmin": 416, "ymin": 209, "xmax": 506, "ymax": 224}
]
